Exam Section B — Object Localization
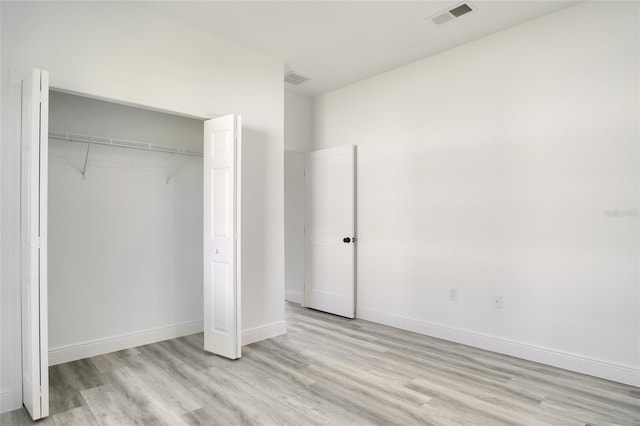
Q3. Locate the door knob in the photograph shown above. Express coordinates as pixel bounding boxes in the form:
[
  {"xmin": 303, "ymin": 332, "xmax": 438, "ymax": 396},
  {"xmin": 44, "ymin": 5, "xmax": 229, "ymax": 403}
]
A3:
[{"xmin": 343, "ymin": 237, "xmax": 351, "ymax": 243}]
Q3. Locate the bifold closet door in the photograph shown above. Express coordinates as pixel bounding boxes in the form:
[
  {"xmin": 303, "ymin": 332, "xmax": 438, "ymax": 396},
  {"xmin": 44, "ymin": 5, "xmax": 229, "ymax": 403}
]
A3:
[
  {"xmin": 203, "ymin": 115, "xmax": 242, "ymax": 359},
  {"xmin": 21, "ymin": 68, "xmax": 49, "ymax": 420}
]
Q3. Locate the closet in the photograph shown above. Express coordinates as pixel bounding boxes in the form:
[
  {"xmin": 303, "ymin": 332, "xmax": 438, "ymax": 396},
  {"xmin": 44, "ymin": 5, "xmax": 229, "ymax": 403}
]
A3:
[{"xmin": 47, "ymin": 91, "xmax": 205, "ymax": 363}]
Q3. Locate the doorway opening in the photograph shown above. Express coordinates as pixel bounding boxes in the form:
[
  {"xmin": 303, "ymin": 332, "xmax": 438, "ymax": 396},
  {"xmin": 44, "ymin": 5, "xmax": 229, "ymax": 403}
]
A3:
[
  {"xmin": 48, "ymin": 90, "xmax": 206, "ymax": 365},
  {"xmin": 18, "ymin": 69, "xmax": 242, "ymax": 421}
]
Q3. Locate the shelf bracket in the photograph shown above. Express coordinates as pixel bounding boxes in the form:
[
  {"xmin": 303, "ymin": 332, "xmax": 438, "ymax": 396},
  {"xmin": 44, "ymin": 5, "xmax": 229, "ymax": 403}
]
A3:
[
  {"xmin": 81, "ymin": 139, "xmax": 92, "ymax": 180},
  {"xmin": 166, "ymin": 148, "xmax": 185, "ymax": 184}
]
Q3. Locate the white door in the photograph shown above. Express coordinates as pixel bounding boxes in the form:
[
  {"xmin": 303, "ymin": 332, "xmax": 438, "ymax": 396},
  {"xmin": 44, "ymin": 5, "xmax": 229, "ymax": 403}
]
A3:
[
  {"xmin": 305, "ymin": 145, "xmax": 356, "ymax": 318},
  {"xmin": 203, "ymin": 115, "xmax": 242, "ymax": 359},
  {"xmin": 21, "ymin": 69, "xmax": 49, "ymax": 420}
]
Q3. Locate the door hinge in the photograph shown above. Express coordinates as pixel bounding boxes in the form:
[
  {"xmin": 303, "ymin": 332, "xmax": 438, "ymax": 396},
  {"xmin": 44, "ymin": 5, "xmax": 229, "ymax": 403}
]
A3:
[{"xmin": 36, "ymin": 237, "xmax": 41, "ymax": 249}]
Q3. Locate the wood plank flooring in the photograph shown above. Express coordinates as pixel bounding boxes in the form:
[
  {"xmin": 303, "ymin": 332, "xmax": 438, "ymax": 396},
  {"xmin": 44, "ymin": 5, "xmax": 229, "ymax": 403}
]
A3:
[{"xmin": 2, "ymin": 302, "xmax": 639, "ymax": 425}]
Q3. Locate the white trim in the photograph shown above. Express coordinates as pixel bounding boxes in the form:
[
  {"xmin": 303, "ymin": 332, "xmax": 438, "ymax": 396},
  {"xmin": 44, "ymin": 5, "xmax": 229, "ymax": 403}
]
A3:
[
  {"xmin": 48, "ymin": 319, "xmax": 289, "ymax": 366},
  {"xmin": 242, "ymin": 321, "xmax": 287, "ymax": 346},
  {"xmin": 357, "ymin": 306, "xmax": 640, "ymax": 387},
  {"xmin": 285, "ymin": 291, "xmax": 304, "ymax": 304},
  {"xmin": 10, "ymin": 73, "xmax": 24, "ymax": 415},
  {"xmin": 284, "ymin": 146, "xmax": 308, "ymax": 154},
  {"xmin": 48, "ymin": 320, "xmax": 204, "ymax": 366},
  {"xmin": 0, "ymin": 388, "xmax": 18, "ymax": 413}
]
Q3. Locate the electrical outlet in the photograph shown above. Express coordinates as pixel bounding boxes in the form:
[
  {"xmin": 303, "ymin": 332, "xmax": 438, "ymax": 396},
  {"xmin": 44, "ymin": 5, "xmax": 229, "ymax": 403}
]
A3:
[
  {"xmin": 449, "ymin": 288, "xmax": 457, "ymax": 301},
  {"xmin": 493, "ymin": 295, "xmax": 503, "ymax": 309}
]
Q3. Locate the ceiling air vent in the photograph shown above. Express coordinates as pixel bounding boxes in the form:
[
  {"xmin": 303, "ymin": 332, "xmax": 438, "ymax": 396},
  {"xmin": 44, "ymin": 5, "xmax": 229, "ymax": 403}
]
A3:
[
  {"xmin": 284, "ymin": 71, "xmax": 309, "ymax": 86},
  {"xmin": 429, "ymin": 2, "xmax": 475, "ymax": 25}
]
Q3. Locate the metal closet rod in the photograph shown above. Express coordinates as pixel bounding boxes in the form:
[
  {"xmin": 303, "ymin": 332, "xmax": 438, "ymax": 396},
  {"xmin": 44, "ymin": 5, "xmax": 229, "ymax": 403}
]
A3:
[{"xmin": 48, "ymin": 131, "xmax": 203, "ymax": 157}]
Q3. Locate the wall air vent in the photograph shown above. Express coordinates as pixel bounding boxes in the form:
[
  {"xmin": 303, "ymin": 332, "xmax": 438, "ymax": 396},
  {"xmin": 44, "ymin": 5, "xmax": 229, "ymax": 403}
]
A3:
[
  {"xmin": 429, "ymin": 2, "xmax": 475, "ymax": 25},
  {"xmin": 284, "ymin": 71, "xmax": 310, "ymax": 86}
]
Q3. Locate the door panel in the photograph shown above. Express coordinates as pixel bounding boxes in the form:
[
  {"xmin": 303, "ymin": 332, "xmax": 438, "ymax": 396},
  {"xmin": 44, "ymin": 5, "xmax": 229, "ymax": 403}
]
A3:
[
  {"xmin": 305, "ymin": 145, "xmax": 356, "ymax": 318},
  {"xmin": 21, "ymin": 68, "xmax": 49, "ymax": 420},
  {"xmin": 203, "ymin": 115, "xmax": 241, "ymax": 359}
]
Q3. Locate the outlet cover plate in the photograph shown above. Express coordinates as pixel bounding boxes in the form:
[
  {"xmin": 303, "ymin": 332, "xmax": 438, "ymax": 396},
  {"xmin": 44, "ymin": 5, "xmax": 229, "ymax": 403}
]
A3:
[
  {"xmin": 493, "ymin": 295, "xmax": 503, "ymax": 309},
  {"xmin": 449, "ymin": 288, "xmax": 457, "ymax": 301}
]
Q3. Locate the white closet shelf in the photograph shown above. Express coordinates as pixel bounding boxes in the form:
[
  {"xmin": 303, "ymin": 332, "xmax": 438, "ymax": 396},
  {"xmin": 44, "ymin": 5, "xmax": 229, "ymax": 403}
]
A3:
[
  {"xmin": 48, "ymin": 131, "xmax": 203, "ymax": 157},
  {"xmin": 49, "ymin": 130, "xmax": 202, "ymax": 182}
]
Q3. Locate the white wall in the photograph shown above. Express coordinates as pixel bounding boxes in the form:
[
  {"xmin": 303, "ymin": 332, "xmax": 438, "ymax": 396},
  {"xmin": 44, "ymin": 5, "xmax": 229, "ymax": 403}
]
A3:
[
  {"xmin": 284, "ymin": 151, "xmax": 305, "ymax": 303},
  {"xmin": 48, "ymin": 91, "xmax": 204, "ymax": 357},
  {"xmin": 284, "ymin": 91, "xmax": 312, "ymax": 303},
  {"xmin": 284, "ymin": 91, "xmax": 313, "ymax": 153},
  {"xmin": 1, "ymin": 1, "xmax": 284, "ymax": 411},
  {"xmin": 313, "ymin": 2, "xmax": 639, "ymax": 386}
]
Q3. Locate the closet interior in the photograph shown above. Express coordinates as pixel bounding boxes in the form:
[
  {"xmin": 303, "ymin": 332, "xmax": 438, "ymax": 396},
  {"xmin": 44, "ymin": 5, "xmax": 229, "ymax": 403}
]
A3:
[{"xmin": 48, "ymin": 91, "xmax": 205, "ymax": 361}]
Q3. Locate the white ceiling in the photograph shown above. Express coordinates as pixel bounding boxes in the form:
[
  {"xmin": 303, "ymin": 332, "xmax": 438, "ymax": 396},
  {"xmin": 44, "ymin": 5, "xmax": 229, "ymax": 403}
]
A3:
[{"xmin": 146, "ymin": 1, "xmax": 578, "ymax": 97}]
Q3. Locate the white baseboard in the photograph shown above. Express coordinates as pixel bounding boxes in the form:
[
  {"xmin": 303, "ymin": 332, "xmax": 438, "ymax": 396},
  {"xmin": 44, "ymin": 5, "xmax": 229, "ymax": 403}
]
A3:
[
  {"xmin": 49, "ymin": 320, "xmax": 204, "ymax": 366},
  {"xmin": 242, "ymin": 321, "xmax": 287, "ymax": 346},
  {"xmin": 1, "ymin": 388, "xmax": 19, "ymax": 414},
  {"xmin": 285, "ymin": 290, "xmax": 303, "ymax": 304},
  {"xmin": 49, "ymin": 319, "xmax": 289, "ymax": 366},
  {"xmin": 357, "ymin": 307, "xmax": 640, "ymax": 387}
]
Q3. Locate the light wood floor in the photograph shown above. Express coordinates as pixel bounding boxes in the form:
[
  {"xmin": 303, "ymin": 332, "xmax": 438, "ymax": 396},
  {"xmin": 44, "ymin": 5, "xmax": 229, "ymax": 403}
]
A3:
[{"xmin": 2, "ymin": 302, "xmax": 639, "ymax": 425}]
